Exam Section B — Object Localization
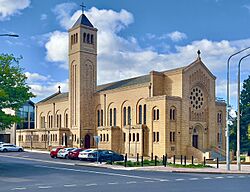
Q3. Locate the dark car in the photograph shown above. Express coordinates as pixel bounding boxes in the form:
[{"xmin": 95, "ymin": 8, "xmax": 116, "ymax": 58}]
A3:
[
  {"xmin": 50, "ymin": 146, "xmax": 64, "ymax": 158},
  {"xmin": 85, "ymin": 150, "xmax": 124, "ymax": 162},
  {"xmin": 68, "ymin": 148, "xmax": 84, "ymax": 160}
]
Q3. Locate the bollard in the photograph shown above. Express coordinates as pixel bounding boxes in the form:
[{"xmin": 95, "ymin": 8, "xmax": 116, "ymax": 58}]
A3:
[
  {"xmin": 155, "ymin": 155, "xmax": 157, "ymax": 166},
  {"xmin": 217, "ymin": 157, "xmax": 219, "ymax": 168},
  {"xmin": 173, "ymin": 155, "xmax": 176, "ymax": 165},
  {"xmin": 162, "ymin": 155, "xmax": 165, "ymax": 166},
  {"xmin": 137, "ymin": 153, "xmax": 139, "ymax": 162},
  {"xmin": 181, "ymin": 155, "xmax": 183, "ymax": 165},
  {"xmin": 192, "ymin": 156, "xmax": 194, "ymax": 165},
  {"xmin": 184, "ymin": 156, "xmax": 186, "ymax": 166},
  {"xmin": 203, "ymin": 157, "xmax": 206, "ymax": 166},
  {"xmin": 151, "ymin": 153, "xmax": 153, "ymax": 161},
  {"xmin": 125, "ymin": 153, "xmax": 127, "ymax": 167},
  {"xmin": 141, "ymin": 156, "xmax": 144, "ymax": 167},
  {"xmin": 165, "ymin": 153, "xmax": 168, "ymax": 165}
]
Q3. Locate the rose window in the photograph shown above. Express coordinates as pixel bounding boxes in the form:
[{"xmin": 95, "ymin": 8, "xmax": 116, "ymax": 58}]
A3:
[{"xmin": 190, "ymin": 87, "xmax": 204, "ymax": 110}]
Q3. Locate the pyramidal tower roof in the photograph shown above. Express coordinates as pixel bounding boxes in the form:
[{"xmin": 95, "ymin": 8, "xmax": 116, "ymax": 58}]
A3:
[{"xmin": 71, "ymin": 13, "xmax": 94, "ymax": 28}]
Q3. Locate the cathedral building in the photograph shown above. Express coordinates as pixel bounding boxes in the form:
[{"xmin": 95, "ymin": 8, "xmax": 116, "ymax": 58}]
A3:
[{"xmin": 16, "ymin": 13, "xmax": 226, "ymax": 160}]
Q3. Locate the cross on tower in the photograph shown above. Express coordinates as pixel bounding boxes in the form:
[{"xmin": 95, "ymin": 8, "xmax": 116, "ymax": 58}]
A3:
[{"xmin": 80, "ymin": 2, "xmax": 86, "ymax": 14}]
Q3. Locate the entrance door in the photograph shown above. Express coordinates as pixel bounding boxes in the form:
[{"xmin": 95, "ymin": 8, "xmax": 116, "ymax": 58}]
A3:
[
  {"xmin": 192, "ymin": 135, "xmax": 198, "ymax": 149},
  {"xmin": 84, "ymin": 134, "xmax": 90, "ymax": 149}
]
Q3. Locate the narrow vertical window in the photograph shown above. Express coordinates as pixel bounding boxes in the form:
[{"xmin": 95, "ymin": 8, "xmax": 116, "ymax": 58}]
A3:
[
  {"xmin": 170, "ymin": 109, "xmax": 173, "ymax": 120},
  {"xmin": 173, "ymin": 132, "xmax": 175, "ymax": 142},
  {"xmin": 113, "ymin": 108, "xmax": 117, "ymax": 127},
  {"xmin": 153, "ymin": 109, "xmax": 156, "ymax": 120},
  {"xmin": 173, "ymin": 109, "xmax": 176, "ymax": 120},
  {"xmin": 107, "ymin": 134, "xmax": 109, "ymax": 142},
  {"xmin": 101, "ymin": 110, "xmax": 103, "ymax": 126},
  {"xmin": 83, "ymin": 33, "xmax": 86, "ymax": 42},
  {"xmin": 76, "ymin": 33, "xmax": 78, "ymax": 43},
  {"xmin": 129, "ymin": 133, "xmax": 131, "ymax": 142},
  {"xmin": 123, "ymin": 107, "xmax": 126, "ymax": 126},
  {"xmin": 91, "ymin": 34, "xmax": 94, "ymax": 44},
  {"xmin": 87, "ymin": 34, "xmax": 90, "ymax": 43},
  {"xmin": 157, "ymin": 132, "xmax": 159, "ymax": 142},
  {"xmin": 124, "ymin": 133, "xmax": 126, "ymax": 142},
  {"xmin": 139, "ymin": 105, "xmax": 142, "ymax": 124},
  {"xmin": 143, "ymin": 104, "xmax": 147, "ymax": 124},
  {"xmin": 153, "ymin": 132, "xmax": 156, "ymax": 142},
  {"xmin": 133, "ymin": 133, "xmax": 135, "ymax": 142},
  {"xmin": 137, "ymin": 133, "xmax": 139, "ymax": 142},
  {"xmin": 109, "ymin": 108, "xmax": 112, "ymax": 126},
  {"xmin": 97, "ymin": 110, "xmax": 100, "ymax": 127},
  {"xmin": 157, "ymin": 109, "xmax": 160, "ymax": 120},
  {"xmin": 170, "ymin": 132, "xmax": 172, "ymax": 142},
  {"xmin": 128, "ymin": 106, "xmax": 131, "ymax": 125}
]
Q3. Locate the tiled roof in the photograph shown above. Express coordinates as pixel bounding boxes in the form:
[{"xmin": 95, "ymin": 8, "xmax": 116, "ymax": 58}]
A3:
[
  {"xmin": 36, "ymin": 92, "xmax": 69, "ymax": 105},
  {"xmin": 71, "ymin": 14, "xmax": 94, "ymax": 28},
  {"xmin": 96, "ymin": 74, "xmax": 151, "ymax": 92}
]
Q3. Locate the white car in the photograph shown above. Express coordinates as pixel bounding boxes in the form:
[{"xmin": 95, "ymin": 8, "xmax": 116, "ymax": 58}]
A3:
[
  {"xmin": 0, "ymin": 144, "xmax": 24, "ymax": 152},
  {"xmin": 57, "ymin": 148, "xmax": 75, "ymax": 159},
  {"xmin": 78, "ymin": 149, "xmax": 97, "ymax": 161}
]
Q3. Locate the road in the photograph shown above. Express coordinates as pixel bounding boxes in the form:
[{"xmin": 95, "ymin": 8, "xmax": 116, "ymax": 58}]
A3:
[{"xmin": 0, "ymin": 152, "xmax": 249, "ymax": 192}]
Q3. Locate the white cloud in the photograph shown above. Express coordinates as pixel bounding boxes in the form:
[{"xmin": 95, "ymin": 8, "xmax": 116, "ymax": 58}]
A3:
[
  {"xmin": 45, "ymin": 31, "xmax": 68, "ymax": 68},
  {"xmin": 25, "ymin": 71, "xmax": 68, "ymax": 101},
  {"xmin": 0, "ymin": 0, "xmax": 30, "ymax": 21},
  {"xmin": 25, "ymin": 72, "xmax": 50, "ymax": 82},
  {"xmin": 167, "ymin": 31, "xmax": 187, "ymax": 42},
  {"xmin": 40, "ymin": 14, "xmax": 47, "ymax": 21}
]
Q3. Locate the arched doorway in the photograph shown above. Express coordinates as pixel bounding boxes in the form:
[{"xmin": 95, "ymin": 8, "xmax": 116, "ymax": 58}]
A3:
[
  {"xmin": 84, "ymin": 134, "xmax": 90, "ymax": 149},
  {"xmin": 192, "ymin": 128, "xmax": 198, "ymax": 148}
]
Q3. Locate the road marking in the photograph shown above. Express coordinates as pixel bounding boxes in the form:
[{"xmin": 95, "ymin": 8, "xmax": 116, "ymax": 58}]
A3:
[
  {"xmin": 159, "ymin": 179, "xmax": 169, "ymax": 182},
  {"xmin": 85, "ymin": 183, "xmax": 97, "ymax": 186},
  {"xmin": 215, "ymin": 176, "xmax": 224, "ymax": 179},
  {"xmin": 144, "ymin": 180, "xmax": 155, "ymax": 183},
  {"xmin": 11, "ymin": 188, "xmax": 27, "ymax": 191},
  {"xmin": 189, "ymin": 178, "xmax": 198, "ymax": 180},
  {"xmin": 108, "ymin": 182, "xmax": 119, "ymax": 185},
  {"xmin": 203, "ymin": 177, "xmax": 212, "ymax": 180},
  {"xmin": 175, "ymin": 178, "xmax": 185, "ymax": 181},
  {"xmin": 64, "ymin": 184, "xmax": 77, "ymax": 187},
  {"xmin": 227, "ymin": 176, "xmax": 234, "ymax": 178},
  {"xmin": 238, "ymin": 175, "xmax": 245, "ymax": 178},
  {"xmin": 35, "ymin": 165, "xmax": 165, "ymax": 181},
  {"xmin": 38, "ymin": 186, "xmax": 52, "ymax": 189},
  {"xmin": 126, "ymin": 181, "xmax": 137, "ymax": 184}
]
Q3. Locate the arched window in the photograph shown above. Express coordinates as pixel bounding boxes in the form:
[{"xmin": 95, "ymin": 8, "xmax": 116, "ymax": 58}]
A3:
[
  {"xmin": 65, "ymin": 113, "xmax": 68, "ymax": 128},
  {"xmin": 97, "ymin": 110, "xmax": 100, "ymax": 127},
  {"xmin": 109, "ymin": 108, "xmax": 112, "ymax": 126},
  {"xmin": 217, "ymin": 112, "xmax": 222, "ymax": 123},
  {"xmin": 101, "ymin": 109, "xmax": 104, "ymax": 126},
  {"xmin": 143, "ymin": 104, "xmax": 147, "ymax": 124},
  {"xmin": 170, "ymin": 107, "xmax": 176, "ymax": 120},
  {"xmin": 71, "ymin": 35, "xmax": 73, "ymax": 45},
  {"xmin": 91, "ymin": 34, "xmax": 94, "ymax": 44},
  {"xmin": 123, "ymin": 107, "xmax": 126, "ymax": 126},
  {"xmin": 114, "ymin": 108, "xmax": 117, "ymax": 126},
  {"xmin": 128, "ymin": 106, "xmax": 131, "ymax": 125},
  {"xmin": 139, "ymin": 105, "xmax": 142, "ymax": 124},
  {"xmin": 76, "ymin": 33, "xmax": 78, "ymax": 43},
  {"xmin": 83, "ymin": 33, "xmax": 86, "ymax": 42},
  {"xmin": 153, "ymin": 108, "xmax": 160, "ymax": 120}
]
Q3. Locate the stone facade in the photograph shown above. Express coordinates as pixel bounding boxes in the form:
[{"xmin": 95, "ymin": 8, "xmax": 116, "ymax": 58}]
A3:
[{"xmin": 17, "ymin": 14, "xmax": 226, "ymax": 160}]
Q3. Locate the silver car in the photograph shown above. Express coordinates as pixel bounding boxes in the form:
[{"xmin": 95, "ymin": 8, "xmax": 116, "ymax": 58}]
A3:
[
  {"xmin": 0, "ymin": 144, "xmax": 24, "ymax": 152},
  {"xmin": 57, "ymin": 148, "xmax": 75, "ymax": 159}
]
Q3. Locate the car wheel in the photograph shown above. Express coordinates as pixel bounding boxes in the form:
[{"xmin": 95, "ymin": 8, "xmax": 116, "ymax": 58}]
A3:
[
  {"xmin": 18, "ymin": 148, "xmax": 23, "ymax": 152},
  {"xmin": 65, "ymin": 154, "xmax": 68, "ymax": 159},
  {"xmin": 3, "ymin": 149, "xmax": 7, "ymax": 152}
]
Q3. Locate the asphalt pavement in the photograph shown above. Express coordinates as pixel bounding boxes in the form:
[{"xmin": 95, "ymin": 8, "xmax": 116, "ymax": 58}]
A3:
[{"xmin": 0, "ymin": 152, "xmax": 250, "ymax": 192}]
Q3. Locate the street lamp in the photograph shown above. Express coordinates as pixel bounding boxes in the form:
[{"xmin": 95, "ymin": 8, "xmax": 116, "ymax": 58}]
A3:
[
  {"xmin": 226, "ymin": 46, "xmax": 250, "ymax": 171},
  {"xmin": 237, "ymin": 53, "xmax": 250, "ymax": 171},
  {"xmin": 0, "ymin": 33, "xmax": 19, "ymax": 37}
]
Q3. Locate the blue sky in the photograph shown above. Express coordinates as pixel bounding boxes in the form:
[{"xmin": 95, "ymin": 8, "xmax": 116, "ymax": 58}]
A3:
[{"xmin": 0, "ymin": 0, "xmax": 250, "ymax": 109}]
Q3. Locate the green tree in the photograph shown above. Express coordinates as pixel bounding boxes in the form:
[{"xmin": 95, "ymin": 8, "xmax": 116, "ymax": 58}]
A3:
[
  {"xmin": 230, "ymin": 75, "xmax": 250, "ymax": 153},
  {"xmin": 0, "ymin": 54, "xmax": 34, "ymax": 130}
]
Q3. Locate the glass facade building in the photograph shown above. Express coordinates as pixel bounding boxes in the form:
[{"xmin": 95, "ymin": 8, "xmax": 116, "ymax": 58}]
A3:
[{"xmin": 16, "ymin": 101, "xmax": 35, "ymax": 129}]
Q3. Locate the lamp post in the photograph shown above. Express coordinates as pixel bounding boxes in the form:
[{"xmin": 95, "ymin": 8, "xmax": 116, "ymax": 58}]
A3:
[
  {"xmin": 237, "ymin": 53, "xmax": 250, "ymax": 171},
  {"xmin": 0, "ymin": 33, "xmax": 19, "ymax": 37},
  {"xmin": 226, "ymin": 46, "xmax": 250, "ymax": 171}
]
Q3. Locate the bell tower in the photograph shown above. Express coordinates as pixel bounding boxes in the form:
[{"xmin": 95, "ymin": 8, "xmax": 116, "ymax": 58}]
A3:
[{"xmin": 68, "ymin": 12, "xmax": 97, "ymax": 147}]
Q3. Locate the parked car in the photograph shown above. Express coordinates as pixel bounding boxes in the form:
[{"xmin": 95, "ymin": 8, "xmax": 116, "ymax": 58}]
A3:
[
  {"xmin": 0, "ymin": 142, "xmax": 6, "ymax": 146},
  {"xmin": 0, "ymin": 144, "xmax": 24, "ymax": 152},
  {"xmin": 68, "ymin": 148, "xmax": 84, "ymax": 160},
  {"xmin": 78, "ymin": 149, "xmax": 124, "ymax": 162},
  {"xmin": 57, "ymin": 148, "xmax": 75, "ymax": 159},
  {"xmin": 50, "ymin": 146, "xmax": 64, "ymax": 158},
  {"xmin": 78, "ymin": 149, "xmax": 97, "ymax": 161}
]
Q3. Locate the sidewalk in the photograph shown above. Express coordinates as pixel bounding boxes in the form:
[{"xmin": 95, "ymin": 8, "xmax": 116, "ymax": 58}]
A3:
[{"xmin": 24, "ymin": 149, "xmax": 250, "ymax": 174}]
